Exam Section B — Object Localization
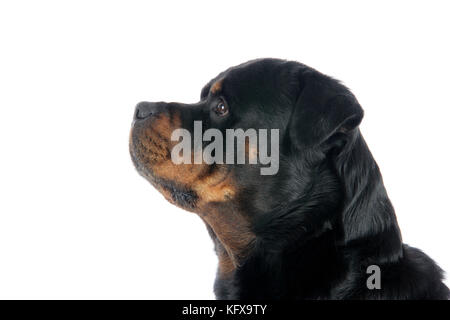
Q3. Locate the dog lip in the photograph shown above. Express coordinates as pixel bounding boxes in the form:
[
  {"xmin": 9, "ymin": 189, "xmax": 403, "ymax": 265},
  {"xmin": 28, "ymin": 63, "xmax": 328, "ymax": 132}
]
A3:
[
  {"xmin": 130, "ymin": 155, "xmax": 198, "ymax": 210},
  {"xmin": 160, "ymin": 182, "xmax": 198, "ymax": 209}
]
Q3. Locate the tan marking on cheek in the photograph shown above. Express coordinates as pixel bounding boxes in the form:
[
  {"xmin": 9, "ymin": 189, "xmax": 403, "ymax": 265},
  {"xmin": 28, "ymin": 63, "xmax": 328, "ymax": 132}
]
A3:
[
  {"xmin": 194, "ymin": 167, "xmax": 236, "ymax": 204},
  {"xmin": 153, "ymin": 151, "xmax": 235, "ymax": 206},
  {"xmin": 196, "ymin": 182, "xmax": 235, "ymax": 203},
  {"xmin": 153, "ymin": 162, "xmax": 207, "ymax": 185},
  {"xmin": 245, "ymin": 139, "xmax": 259, "ymax": 164},
  {"xmin": 210, "ymin": 79, "xmax": 223, "ymax": 94}
]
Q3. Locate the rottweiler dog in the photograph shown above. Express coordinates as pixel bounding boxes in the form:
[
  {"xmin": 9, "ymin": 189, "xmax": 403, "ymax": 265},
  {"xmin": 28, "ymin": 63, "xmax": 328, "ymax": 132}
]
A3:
[{"xmin": 129, "ymin": 58, "xmax": 449, "ymax": 299}]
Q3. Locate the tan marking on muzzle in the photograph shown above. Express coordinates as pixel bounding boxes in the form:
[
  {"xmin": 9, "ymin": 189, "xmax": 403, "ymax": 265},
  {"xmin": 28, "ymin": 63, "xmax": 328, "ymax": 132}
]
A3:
[{"xmin": 131, "ymin": 107, "xmax": 254, "ymax": 274}]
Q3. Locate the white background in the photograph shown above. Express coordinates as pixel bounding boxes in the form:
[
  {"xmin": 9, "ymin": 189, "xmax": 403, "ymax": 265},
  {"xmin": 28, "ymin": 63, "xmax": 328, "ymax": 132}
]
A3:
[{"xmin": 0, "ymin": 1, "xmax": 449, "ymax": 299}]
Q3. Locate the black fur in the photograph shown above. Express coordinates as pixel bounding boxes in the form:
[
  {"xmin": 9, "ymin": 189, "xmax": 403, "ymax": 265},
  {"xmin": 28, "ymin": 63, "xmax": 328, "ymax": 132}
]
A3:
[
  {"xmin": 210, "ymin": 59, "xmax": 449, "ymax": 299},
  {"xmin": 133, "ymin": 58, "xmax": 449, "ymax": 299}
]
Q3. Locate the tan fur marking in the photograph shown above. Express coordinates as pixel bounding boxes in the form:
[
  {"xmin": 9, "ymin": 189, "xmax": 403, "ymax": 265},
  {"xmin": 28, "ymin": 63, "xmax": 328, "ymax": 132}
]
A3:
[
  {"xmin": 193, "ymin": 166, "xmax": 235, "ymax": 204},
  {"xmin": 152, "ymin": 113, "xmax": 180, "ymax": 140},
  {"xmin": 131, "ymin": 107, "xmax": 255, "ymax": 273},
  {"xmin": 210, "ymin": 79, "xmax": 223, "ymax": 94},
  {"xmin": 218, "ymin": 250, "xmax": 235, "ymax": 275},
  {"xmin": 245, "ymin": 138, "xmax": 259, "ymax": 163},
  {"xmin": 202, "ymin": 207, "xmax": 254, "ymax": 268}
]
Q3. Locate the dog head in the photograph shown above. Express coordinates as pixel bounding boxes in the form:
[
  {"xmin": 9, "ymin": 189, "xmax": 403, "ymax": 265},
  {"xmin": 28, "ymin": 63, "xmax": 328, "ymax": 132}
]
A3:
[{"xmin": 129, "ymin": 58, "xmax": 366, "ymax": 270}]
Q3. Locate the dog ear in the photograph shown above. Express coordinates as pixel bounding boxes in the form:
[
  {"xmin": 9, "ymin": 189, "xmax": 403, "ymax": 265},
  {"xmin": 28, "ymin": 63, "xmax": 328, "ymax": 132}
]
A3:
[{"xmin": 288, "ymin": 74, "xmax": 364, "ymax": 149}]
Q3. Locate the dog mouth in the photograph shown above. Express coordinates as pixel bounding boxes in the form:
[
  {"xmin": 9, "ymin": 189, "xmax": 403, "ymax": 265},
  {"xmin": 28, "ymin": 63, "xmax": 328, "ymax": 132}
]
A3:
[
  {"xmin": 159, "ymin": 181, "xmax": 198, "ymax": 210},
  {"xmin": 131, "ymin": 153, "xmax": 199, "ymax": 210},
  {"xmin": 130, "ymin": 143, "xmax": 198, "ymax": 210},
  {"xmin": 129, "ymin": 122, "xmax": 200, "ymax": 210},
  {"xmin": 130, "ymin": 116, "xmax": 237, "ymax": 212}
]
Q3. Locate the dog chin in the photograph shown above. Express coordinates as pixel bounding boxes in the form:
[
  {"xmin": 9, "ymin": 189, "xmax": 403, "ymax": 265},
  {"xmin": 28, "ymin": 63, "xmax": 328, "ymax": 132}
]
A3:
[
  {"xmin": 159, "ymin": 182, "xmax": 198, "ymax": 210},
  {"xmin": 132, "ymin": 159, "xmax": 198, "ymax": 211}
]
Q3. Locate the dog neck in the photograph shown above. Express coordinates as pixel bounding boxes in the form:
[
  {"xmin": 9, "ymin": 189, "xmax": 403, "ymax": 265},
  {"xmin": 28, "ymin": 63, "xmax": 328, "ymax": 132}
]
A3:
[{"xmin": 212, "ymin": 131, "xmax": 404, "ymax": 299}]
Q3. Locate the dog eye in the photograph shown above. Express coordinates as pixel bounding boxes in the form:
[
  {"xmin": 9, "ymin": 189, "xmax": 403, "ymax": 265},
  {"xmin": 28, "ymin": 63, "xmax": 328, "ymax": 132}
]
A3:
[{"xmin": 213, "ymin": 99, "xmax": 229, "ymax": 116}]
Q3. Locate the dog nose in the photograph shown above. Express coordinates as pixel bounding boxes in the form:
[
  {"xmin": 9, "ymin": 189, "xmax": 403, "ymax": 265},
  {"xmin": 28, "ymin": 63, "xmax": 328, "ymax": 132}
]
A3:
[{"xmin": 134, "ymin": 102, "xmax": 162, "ymax": 120}]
